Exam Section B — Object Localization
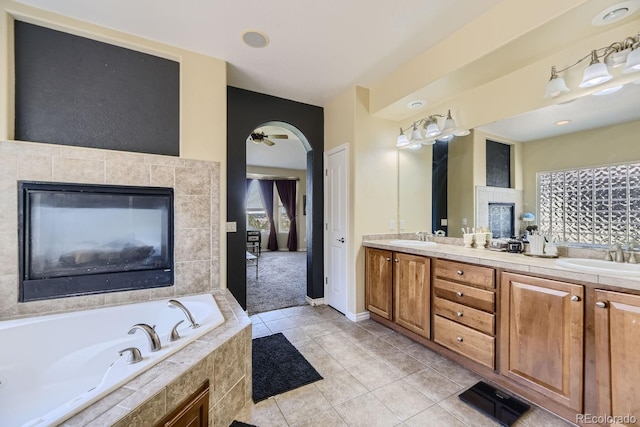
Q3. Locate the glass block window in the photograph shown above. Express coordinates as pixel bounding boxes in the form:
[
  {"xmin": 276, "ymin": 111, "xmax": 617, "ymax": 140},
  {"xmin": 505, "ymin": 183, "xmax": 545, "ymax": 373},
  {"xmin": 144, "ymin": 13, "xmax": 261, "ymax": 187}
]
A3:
[{"xmin": 537, "ymin": 162, "xmax": 640, "ymax": 246}]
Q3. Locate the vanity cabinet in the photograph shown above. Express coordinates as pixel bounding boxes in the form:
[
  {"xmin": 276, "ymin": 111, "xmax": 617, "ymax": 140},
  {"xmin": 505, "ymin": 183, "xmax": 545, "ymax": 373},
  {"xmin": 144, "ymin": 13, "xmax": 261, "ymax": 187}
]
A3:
[
  {"xmin": 594, "ymin": 290, "xmax": 640, "ymax": 425},
  {"xmin": 365, "ymin": 248, "xmax": 431, "ymax": 338},
  {"xmin": 500, "ymin": 273, "xmax": 584, "ymax": 412},
  {"xmin": 432, "ymin": 259, "xmax": 496, "ymax": 368},
  {"xmin": 365, "ymin": 248, "xmax": 393, "ymax": 320},
  {"xmin": 157, "ymin": 381, "xmax": 209, "ymax": 427},
  {"xmin": 394, "ymin": 252, "xmax": 431, "ymax": 338}
]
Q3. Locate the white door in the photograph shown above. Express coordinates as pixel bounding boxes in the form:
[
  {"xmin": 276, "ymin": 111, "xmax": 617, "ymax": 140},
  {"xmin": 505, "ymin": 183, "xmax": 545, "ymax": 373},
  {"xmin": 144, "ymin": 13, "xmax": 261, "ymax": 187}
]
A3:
[{"xmin": 325, "ymin": 144, "xmax": 349, "ymax": 314}]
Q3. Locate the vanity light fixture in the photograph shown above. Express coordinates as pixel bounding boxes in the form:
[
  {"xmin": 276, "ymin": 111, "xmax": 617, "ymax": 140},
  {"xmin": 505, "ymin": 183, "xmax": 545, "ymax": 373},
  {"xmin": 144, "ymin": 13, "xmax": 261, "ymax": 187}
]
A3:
[
  {"xmin": 544, "ymin": 31, "xmax": 640, "ymax": 98},
  {"xmin": 396, "ymin": 109, "xmax": 469, "ymax": 148}
]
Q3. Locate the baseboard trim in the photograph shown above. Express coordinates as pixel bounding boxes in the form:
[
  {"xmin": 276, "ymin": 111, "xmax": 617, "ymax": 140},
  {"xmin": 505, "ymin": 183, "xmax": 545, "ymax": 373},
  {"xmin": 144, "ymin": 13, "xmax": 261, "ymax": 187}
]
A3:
[
  {"xmin": 305, "ymin": 296, "xmax": 325, "ymax": 306},
  {"xmin": 346, "ymin": 311, "xmax": 370, "ymax": 322}
]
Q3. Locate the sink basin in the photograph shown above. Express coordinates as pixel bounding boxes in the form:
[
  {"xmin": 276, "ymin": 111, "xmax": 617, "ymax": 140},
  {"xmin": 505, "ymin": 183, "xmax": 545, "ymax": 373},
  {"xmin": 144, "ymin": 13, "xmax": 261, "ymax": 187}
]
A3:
[
  {"xmin": 388, "ymin": 240, "xmax": 436, "ymax": 247},
  {"xmin": 556, "ymin": 258, "xmax": 640, "ymax": 277}
]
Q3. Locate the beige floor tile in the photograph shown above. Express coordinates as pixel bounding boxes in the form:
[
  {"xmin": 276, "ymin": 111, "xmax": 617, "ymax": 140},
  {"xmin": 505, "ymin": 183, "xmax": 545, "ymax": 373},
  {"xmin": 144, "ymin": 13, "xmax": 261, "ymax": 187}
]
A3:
[
  {"xmin": 334, "ymin": 393, "xmax": 402, "ymax": 427},
  {"xmin": 290, "ymin": 408, "xmax": 347, "ymax": 427},
  {"xmin": 281, "ymin": 305, "xmax": 315, "ymax": 317},
  {"xmin": 516, "ymin": 405, "xmax": 574, "ymax": 426},
  {"xmin": 249, "ymin": 314, "xmax": 263, "ymax": 324},
  {"xmin": 252, "ymin": 323, "xmax": 271, "ymax": 338},
  {"xmin": 381, "ymin": 351, "xmax": 427, "ymax": 376},
  {"xmin": 314, "ymin": 332, "xmax": 359, "ymax": 354},
  {"xmin": 289, "ymin": 312, "xmax": 323, "ymax": 326},
  {"xmin": 403, "ymin": 404, "xmax": 467, "ymax": 427},
  {"xmin": 300, "ymin": 322, "xmax": 341, "ymax": 338},
  {"xmin": 265, "ymin": 317, "xmax": 299, "ymax": 333},
  {"xmin": 302, "ymin": 350, "xmax": 345, "ymax": 377},
  {"xmin": 403, "ymin": 343, "xmax": 447, "ymax": 366},
  {"xmin": 357, "ymin": 319, "xmax": 393, "ymax": 336},
  {"xmin": 354, "ymin": 336, "xmax": 402, "ymax": 359},
  {"xmin": 234, "ymin": 398, "xmax": 288, "ymax": 427},
  {"xmin": 342, "ymin": 325, "xmax": 376, "ymax": 342},
  {"xmin": 274, "ymin": 384, "xmax": 331, "ymax": 425},
  {"xmin": 430, "ymin": 358, "xmax": 483, "ymax": 387},
  {"xmin": 346, "ymin": 359, "xmax": 403, "ymax": 391},
  {"xmin": 380, "ymin": 331, "xmax": 417, "ymax": 350},
  {"xmin": 258, "ymin": 309, "xmax": 288, "ymax": 322},
  {"xmin": 331, "ymin": 346, "xmax": 376, "ymax": 369},
  {"xmin": 372, "ymin": 379, "xmax": 435, "ymax": 421},
  {"xmin": 315, "ymin": 369, "xmax": 368, "ymax": 406},
  {"xmin": 281, "ymin": 327, "xmax": 312, "ymax": 346},
  {"xmin": 404, "ymin": 368, "xmax": 465, "ymax": 403},
  {"xmin": 437, "ymin": 394, "xmax": 501, "ymax": 427}
]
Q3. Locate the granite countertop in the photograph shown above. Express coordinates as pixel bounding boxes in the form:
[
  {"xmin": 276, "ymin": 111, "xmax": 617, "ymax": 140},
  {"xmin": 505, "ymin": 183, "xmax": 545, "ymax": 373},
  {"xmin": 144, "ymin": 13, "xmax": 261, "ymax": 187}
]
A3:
[{"xmin": 362, "ymin": 239, "xmax": 640, "ymax": 292}]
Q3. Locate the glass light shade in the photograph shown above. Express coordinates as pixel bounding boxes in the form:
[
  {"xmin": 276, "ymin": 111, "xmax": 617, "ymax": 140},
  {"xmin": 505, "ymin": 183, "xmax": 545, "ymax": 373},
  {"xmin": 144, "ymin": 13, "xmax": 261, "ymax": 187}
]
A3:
[
  {"xmin": 579, "ymin": 62, "xmax": 612, "ymax": 87},
  {"xmin": 425, "ymin": 122, "xmax": 440, "ymax": 137},
  {"xmin": 408, "ymin": 143, "xmax": 422, "ymax": 150},
  {"xmin": 544, "ymin": 76, "xmax": 569, "ymax": 98},
  {"xmin": 592, "ymin": 84, "xmax": 624, "ymax": 96},
  {"xmin": 623, "ymin": 48, "xmax": 640, "ymax": 73},
  {"xmin": 454, "ymin": 129, "xmax": 470, "ymax": 136},
  {"xmin": 441, "ymin": 117, "xmax": 456, "ymax": 134},
  {"xmin": 438, "ymin": 134, "xmax": 454, "ymax": 142},
  {"xmin": 410, "ymin": 126, "xmax": 423, "ymax": 141},
  {"xmin": 396, "ymin": 133, "xmax": 410, "ymax": 147}
]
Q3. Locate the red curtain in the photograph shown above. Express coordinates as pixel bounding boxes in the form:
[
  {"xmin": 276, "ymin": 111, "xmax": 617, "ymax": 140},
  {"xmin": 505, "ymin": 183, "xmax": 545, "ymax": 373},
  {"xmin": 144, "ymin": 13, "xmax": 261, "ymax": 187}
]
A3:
[{"xmin": 275, "ymin": 180, "xmax": 297, "ymax": 251}]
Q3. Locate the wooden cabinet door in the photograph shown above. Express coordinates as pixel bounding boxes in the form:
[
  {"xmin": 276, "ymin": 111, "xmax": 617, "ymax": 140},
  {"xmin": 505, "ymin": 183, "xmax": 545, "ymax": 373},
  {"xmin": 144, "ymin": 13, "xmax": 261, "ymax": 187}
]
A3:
[
  {"xmin": 500, "ymin": 273, "xmax": 584, "ymax": 411},
  {"xmin": 394, "ymin": 252, "xmax": 430, "ymax": 338},
  {"xmin": 595, "ymin": 290, "xmax": 640, "ymax": 426},
  {"xmin": 157, "ymin": 382, "xmax": 209, "ymax": 427},
  {"xmin": 365, "ymin": 248, "xmax": 393, "ymax": 320}
]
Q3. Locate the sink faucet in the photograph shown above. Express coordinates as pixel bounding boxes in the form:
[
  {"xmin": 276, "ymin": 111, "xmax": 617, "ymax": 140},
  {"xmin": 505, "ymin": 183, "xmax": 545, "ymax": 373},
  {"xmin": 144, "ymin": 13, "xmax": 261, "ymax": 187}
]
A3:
[
  {"xmin": 415, "ymin": 231, "xmax": 431, "ymax": 241},
  {"xmin": 434, "ymin": 230, "xmax": 446, "ymax": 237},
  {"xmin": 168, "ymin": 299, "xmax": 200, "ymax": 329},
  {"xmin": 128, "ymin": 323, "xmax": 162, "ymax": 352},
  {"xmin": 613, "ymin": 244, "xmax": 625, "ymax": 263}
]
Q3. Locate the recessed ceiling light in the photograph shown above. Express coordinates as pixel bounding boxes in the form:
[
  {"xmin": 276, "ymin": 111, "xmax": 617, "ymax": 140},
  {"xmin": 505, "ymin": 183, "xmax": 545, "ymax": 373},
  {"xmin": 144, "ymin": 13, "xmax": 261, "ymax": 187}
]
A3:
[
  {"xmin": 242, "ymin": 30, "xmax": 269, "ymax": 48},
  {"xmin": 592, "ymin": 1, "xmax": 640, "ymax": 26},
  {"xmin": 555, "ymin": 120, "xmax": 571, "ymax": 126},
  {"xmin": 407, "ymin": 100, "xmax": 426, "ymax": 109}
]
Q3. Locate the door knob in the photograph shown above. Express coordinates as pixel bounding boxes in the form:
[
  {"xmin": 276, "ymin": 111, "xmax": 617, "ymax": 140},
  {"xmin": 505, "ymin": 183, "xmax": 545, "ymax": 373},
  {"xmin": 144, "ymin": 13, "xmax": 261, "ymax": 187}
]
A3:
[
  {"xmin": 337, "ymin": 237, "xmax": 345, "ymax": 243},
  {"xmin": 571, "ymin": 295, "xmax": 580, "ymax": 302}
]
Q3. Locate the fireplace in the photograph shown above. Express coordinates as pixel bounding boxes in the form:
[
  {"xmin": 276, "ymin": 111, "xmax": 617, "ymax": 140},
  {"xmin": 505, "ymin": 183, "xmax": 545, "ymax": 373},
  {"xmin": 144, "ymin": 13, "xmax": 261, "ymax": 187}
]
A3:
[{"xmin": 18, "ymin": 181, "xmax": 174, "ymax": 301}]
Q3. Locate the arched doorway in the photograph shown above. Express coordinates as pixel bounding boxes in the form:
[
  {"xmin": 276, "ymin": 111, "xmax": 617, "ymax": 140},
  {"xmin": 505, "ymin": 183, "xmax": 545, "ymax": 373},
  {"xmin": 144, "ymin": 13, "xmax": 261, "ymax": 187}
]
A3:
[{"xmin": 226, "ymin": 87, "xmax": 324, "ymax": 310}]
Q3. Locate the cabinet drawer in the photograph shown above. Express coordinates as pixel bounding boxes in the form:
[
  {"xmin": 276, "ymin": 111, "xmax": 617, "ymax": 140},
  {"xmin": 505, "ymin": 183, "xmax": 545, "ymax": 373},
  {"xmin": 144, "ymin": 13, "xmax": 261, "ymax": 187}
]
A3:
[
  {"xmin": 434, "ymin": 279, "xmax": 495, "ymax": 312},
  {"xmin": 434, "ymin": 297, "xmax": 495, "ymax": 335},
  {"xmin": 434, "ymin": 315, "xmax": 495, "ymax": 369},
  {"xmin": 434, "ymin": 259, "xmax": 495, "ymax": 288}
]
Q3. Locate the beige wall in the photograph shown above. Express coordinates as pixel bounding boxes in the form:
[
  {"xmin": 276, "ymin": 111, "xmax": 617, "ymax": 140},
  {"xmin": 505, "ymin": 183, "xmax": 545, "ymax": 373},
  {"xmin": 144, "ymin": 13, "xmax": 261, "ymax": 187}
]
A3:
[
  {"xmin": 398, "ymin": 147, "xmax": 432, "ymax": 233},
  {"xmin": 522, "ymin": 119, "xmax": 640, "ymax": 212},
  {"xmin": 0, "ymin": 1, "xmax": 228, "ymax": 300},
  {"xmin": 246, "ymin": 166, "xmax": 307, "ymax": 251}
]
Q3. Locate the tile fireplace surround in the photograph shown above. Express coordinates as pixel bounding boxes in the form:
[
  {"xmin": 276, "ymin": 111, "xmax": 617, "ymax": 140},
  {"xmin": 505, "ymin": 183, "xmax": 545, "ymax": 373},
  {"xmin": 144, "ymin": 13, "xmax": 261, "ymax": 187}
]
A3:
[{"xmin": 0, "ymin": 140, "xmax": 221, "ymax": 321}]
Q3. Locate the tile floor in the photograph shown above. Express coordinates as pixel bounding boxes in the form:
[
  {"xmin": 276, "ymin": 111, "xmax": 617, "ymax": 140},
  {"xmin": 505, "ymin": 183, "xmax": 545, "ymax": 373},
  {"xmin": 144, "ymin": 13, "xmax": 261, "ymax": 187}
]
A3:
[{"xmin": 236, "ymin": 304, "xmax": 574, "ymax": 427}]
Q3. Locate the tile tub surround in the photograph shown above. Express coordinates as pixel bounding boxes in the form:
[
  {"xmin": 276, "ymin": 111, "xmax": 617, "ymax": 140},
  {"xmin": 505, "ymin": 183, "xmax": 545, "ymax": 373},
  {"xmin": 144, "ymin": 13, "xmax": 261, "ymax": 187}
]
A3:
[
  {"xmin": 61, "ymin": 289, "xmax": 252, "ymax": 427},
  {"xmin": 363, "ymin": 239, "xmax": 640, "ymax": 292},
  {"xmin": 0, "ymin": 140, "xmax": 221, "ymax": 320}
]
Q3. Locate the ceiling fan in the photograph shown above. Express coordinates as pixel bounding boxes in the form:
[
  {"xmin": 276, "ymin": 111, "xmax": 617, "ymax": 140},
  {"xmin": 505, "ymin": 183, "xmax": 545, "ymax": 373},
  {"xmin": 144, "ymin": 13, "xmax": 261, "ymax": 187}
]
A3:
[{"xmin": 247, "ymin": 129, "xmax": 288, "ymax": 146}]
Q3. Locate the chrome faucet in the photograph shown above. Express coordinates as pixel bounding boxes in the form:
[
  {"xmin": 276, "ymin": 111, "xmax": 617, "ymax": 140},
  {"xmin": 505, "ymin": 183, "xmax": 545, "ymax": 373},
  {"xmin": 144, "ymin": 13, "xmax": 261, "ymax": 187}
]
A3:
[
  {"xmin": 128, "ymin": 323, "xmax": 162, "ymax": 352},
  {"xmin": 613, "ymin": 244, "xmax": 626, "ymax": 263},
  {"xmin": 168, "ymin": 299, "xmax": 200, "ymax": 329},
  {"xmin": 434, "ymin": 229, "xmax": 446, "ymax": 237},
  {"xmin": 415, "ymin": 231, "xmax": 431, "ymax": 241}
]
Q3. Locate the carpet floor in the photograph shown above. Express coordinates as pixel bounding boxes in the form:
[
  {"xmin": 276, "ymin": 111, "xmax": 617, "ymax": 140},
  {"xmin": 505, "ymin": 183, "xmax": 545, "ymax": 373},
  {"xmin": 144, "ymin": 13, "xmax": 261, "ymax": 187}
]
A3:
[
  {"xmin": 246, "ymin": 251, "xmax": 306, "ymax": 315},
  {"xmin": 252, "ymin": 332, "xmax": 322, "ymax": 403}
]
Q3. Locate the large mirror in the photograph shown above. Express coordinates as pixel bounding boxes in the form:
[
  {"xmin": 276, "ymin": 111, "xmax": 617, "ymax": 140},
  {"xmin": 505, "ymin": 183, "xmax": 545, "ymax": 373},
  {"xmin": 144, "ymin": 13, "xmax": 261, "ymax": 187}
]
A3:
[{"xmin": 399, "ymin": 82, "xmax": 640, "ymax": 240}]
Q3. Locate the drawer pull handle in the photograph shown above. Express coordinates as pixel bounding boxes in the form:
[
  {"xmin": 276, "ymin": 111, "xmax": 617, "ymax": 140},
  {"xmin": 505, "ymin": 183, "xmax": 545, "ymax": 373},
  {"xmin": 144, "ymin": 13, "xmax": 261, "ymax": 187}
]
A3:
[
  {"xmin": 456, "ymin": 336, "xmax": 463, "ymax": 342},
  {"xmin": 456, "ymin": 311, "xmax": 463, "ymax": 317},
  {"xmin": 456, "ymin": 291, "xmax": 464, "ymax": 297},
  {"xmin": 386, "ymin": 257, "xmax": 391, "ymax": 261},
  {"xmin": 456, "ymin": 270, "xmax": 464, "ymax": 275},
  {"xmin": 394, "ymin": 258, "xmax": 399, "ymax": 263},
  {"xmin": 571, "ymin": 295, "xmax": 580, "ymax": 302},
  {"xmin": 596, "ymin": 301, "xmax": 607, "ymax": 308}
]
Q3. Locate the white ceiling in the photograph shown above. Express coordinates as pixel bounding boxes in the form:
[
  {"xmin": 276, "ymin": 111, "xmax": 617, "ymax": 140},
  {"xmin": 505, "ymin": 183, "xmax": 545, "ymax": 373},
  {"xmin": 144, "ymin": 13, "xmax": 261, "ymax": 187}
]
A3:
[
  {"xmin": 14, "ymin": 0, "xmax": 501, "ymax": 107},
  {"xmin": 477, "ymin": 82, "xmax": 640, "ymax": 142},
  {"xmin": 246, "ymin": 126, "xmax": 306, "ymax": 170}
]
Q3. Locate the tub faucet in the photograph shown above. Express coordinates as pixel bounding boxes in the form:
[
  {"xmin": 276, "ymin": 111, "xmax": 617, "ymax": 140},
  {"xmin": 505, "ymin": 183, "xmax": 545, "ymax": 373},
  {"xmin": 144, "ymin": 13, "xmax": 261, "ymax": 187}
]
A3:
[
  {"xmin": 128, "ymin": 323, "xmax": 162, "ymax": 352},
  {"xmin": 168, "ymin": 299, "xmax": 200, "ymax": 329},
  {"xmin": 613, "ymin": 244, "xmax": 626, "ymax": 263}
]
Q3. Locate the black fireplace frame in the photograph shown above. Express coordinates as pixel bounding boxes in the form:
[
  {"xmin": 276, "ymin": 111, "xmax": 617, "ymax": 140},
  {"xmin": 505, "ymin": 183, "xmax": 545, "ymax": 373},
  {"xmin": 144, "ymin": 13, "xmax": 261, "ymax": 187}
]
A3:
[{"xmin": 18, "ymin": 181, "xmax": 174, "ymax": 302}]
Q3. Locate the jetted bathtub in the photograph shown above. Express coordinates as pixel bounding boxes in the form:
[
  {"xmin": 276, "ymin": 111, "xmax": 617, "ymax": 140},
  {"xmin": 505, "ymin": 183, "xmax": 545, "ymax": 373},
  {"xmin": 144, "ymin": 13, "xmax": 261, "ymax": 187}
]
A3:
[{"xmin": 0, "ymin": 293, "xmax": 225, "ymax": 427}]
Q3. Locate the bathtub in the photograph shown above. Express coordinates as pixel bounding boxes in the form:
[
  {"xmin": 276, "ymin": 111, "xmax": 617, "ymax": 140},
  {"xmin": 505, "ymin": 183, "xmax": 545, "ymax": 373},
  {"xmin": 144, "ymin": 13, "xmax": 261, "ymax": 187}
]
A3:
[{"xmin": 0, "ymin": 293, "xmax": 225, "ymax": 427}]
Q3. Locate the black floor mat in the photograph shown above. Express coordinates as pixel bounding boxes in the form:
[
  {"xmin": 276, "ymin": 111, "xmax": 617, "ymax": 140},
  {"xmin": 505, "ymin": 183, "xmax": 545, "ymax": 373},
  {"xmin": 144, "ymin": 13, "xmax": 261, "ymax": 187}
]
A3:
[{"xmin": 252, "ymin": 333, "xmax": 322, "ymax": 402}]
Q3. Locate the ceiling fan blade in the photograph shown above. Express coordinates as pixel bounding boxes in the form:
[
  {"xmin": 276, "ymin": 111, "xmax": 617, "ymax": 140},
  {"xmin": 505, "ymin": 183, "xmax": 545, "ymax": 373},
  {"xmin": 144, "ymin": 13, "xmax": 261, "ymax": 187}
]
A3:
[
  {"xmin": 263, "ymin": 138, "xmax": 276, "ymax": 146},
  {"xmin": 266, "ymin": 134, "xmax": 288, "ymax": 139}
]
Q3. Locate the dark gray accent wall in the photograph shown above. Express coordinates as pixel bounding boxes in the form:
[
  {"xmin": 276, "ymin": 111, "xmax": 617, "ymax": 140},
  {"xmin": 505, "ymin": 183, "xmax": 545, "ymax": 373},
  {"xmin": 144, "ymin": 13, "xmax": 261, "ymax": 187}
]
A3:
[
  {"xmin": 14, "ymin": 21, "xmax": 179, "ymax": 156},
  {"xmin": 227, "ymin": 87, "xmax": 324, "ymax": 309},
  {"xmin": 486, "ymin": 139, "xmax": 511, "ymax": 188}
]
